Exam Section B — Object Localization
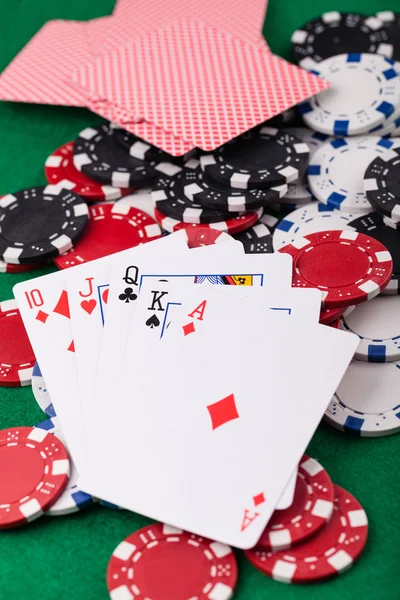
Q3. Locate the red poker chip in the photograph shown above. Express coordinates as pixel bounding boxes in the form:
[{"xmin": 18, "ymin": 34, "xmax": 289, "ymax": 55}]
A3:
[
  {"xmin": 0, "ymin": 300, "xmax": 35, "ymax": 387},
  {"xmin": 258, "ymin": 455, "xmax": 334, "ymax": 552},
  {"xmin": 45, "ymin": 141, "xmax": 136, "ymax": 201},
  {"xmin": 107, "ymin": 523, "xmax": 238, "ymax": 600},
  {"xmin": 54, "ymin": 203, "xmax": 162, "ymax": 269},
  {"xmin": 245, "ymin": 485, "xmax": 368, "ymax": 583},
  {"xmin": 0, "ymin": 426, "xmax": 70, "ymax": 528},
  {"xmin": 319, "ymin": 306, "xmax": 346, "ymax": 325},
  {"xmin": 182, "ymin": 228, "xmax": 234, "ymax": 248},
  {"xmin": 279, "ymin": 230, "xmax": 393, "ymax": 309},
  {"xmin": 155, "ymin": 206, "xmax": 261, "ymax": 235},
  {"xmin": 0, "ymin": 260, "xmax": 47, "ymax": 274}
]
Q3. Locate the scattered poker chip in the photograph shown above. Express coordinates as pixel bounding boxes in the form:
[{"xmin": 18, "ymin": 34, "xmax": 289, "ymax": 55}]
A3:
[
  {"xmin": 273, "ymin": 202, "xmax": 357, "ymax": 251},
  {"xmin": 182, "ymin": 158, "xmax": 288, "ymax": 212},
  {"xmin": 73, "ymin": 124, "xmax": 181, "ymax": 188},
  {"xmin": 0, "ymin": 426, "xmax": 70, "ymax": 529},
  {"xmin": 200, "ymin": 127, "xmax": 309, "ymax": 189},
  {"xmin": 155, "ymin": 206, "xmax": 262, "ymax": 235},
  {"xmin": 181, "ymin": 228, "xmax": 234, "ymax": 248},
  {"xmin": 324, "ymin": 360, "xmax": 400, "ymax": 436},
  {"xmin": 340, "ymin": 296, "xmax": 400, "ymax": 362},
  {"xmin": 245, "ymin": 485, "xmax": 368, "ymax": 583},
  {"xmin": 45, "ymin": 141, "xmax": 136, "ymax": 201},
  {"xmin": 0, "ymin": 300, "xmax": 35, "ymax": 387},
  {"xmin": 376, "ymin": 11, "xmax": 400, "ymax": 61},
  {"xmin": 106, "ymin": 523, "xmax": 238, "ymax": 600},
  {"xmin": 35, "ymin": 417, "xmax": 94, "ymax": 516},
  {"xmin": 279, "ymin": 230, "xmax": 393, "ymax": 308},
  {"xmin": 291, "ymin": 12, "xmax": 391, "ymax": 69},
  {"xmin": 349, "ymin": 212, "xmax": 400, "ymax": 294},
  {"xmin": 233, "ymin": 220, "xmax": 273, "ymax": 253},
  {"xmin": 308, "ymin": 137, "xmax": 400, "ymax": 213},
  {"xmin": 0, "ymin": 260, "xmax": 47, "ymax": 273},
  {"xmin": 54, "ymin": 203, "xmax": 162, "ymax": 269},
  {"xmin": 31, "ymin": 362, "xmax": 56, "ymax": 417},
  {"xmin": 152, "ymin": 171, "xmax": 234, "ymax": 224},
  {"xmin": 258, "ymin": 455, "xmax": 334, "ymax": 551},
  {"xmin": 0, "ymin": 186, "xmax": 89, "ymax": 264},
  {"xmin": 283, "ymin": 128, "xmax": 331, "ymax": 202},
  {"xmin": 319, "ymin": 305, "xmax": 355, "ymax": 325},
  {"xmin": 299, "ymin": 54, "xmax": 400, "ymax": 136},
  {"xmin": 363, "ymin": 146, "xmax": 400, "ymax": 222}
]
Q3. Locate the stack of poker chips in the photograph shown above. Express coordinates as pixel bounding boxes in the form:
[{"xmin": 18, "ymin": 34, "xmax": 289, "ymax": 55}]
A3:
[{"xmin": 152, "ymin": 125, "xmax": 311, "ymax": 252}]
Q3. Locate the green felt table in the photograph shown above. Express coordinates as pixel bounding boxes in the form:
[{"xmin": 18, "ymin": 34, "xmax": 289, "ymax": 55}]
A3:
[{"xmin": 0, "ymin": 1, "xmax": 399, "ymax": 598}]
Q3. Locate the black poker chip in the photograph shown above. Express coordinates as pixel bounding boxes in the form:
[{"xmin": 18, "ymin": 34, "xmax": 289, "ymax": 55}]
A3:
[
  {"xmin": 233, "ymin": 219, "xmax": 273, "ymax": 254},
  {"xmin": 349, "ymin": 211, "xmax": 400, "ymax": 294},
  {"xmin": 73, "ymin": 124, "xmax": 181, "ymax": 188},
  {"xmin": 291, "ymin": 12, "xmax": 392, "ymax": 68},
  {"xmin": 200, "ymin": 127, "xmax": 309, "ymax": 190},
  {"xmin": 182, "ymin": 159, "xmax": 287, "ymax": 212},
  {"xmin": 376, "ymin": 11, "xmax": 400, "ymax": 61},
  {"xmin": 0, "ymin": 186, "xmax": 89, "ymax": 264},
  {"xmin": 112, "ymin": 126, "xmax": 175, "ymax": 162},
  {"xmin": 363, "ymin": 147, "xmax": 400, "ymax": 222},
  {"xmin": 152, "ymin": 171, "xmax": 234, "ymax": 224}
]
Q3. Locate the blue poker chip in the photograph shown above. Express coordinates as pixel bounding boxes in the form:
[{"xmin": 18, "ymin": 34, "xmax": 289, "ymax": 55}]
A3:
[
  {"xmin": 299, "ymin": 53, "xmax": 400, "ymax": 136},
  {"xmin": 31, "ymin": 362, "xmax": 56, "ymax": 417},
  {"xmin": 308, "ymin": 136, "xmax": 400, "ymax": 213},
  {"xmin": 34, "ymin": 417, "xmax": 95, "ymax": 515}
]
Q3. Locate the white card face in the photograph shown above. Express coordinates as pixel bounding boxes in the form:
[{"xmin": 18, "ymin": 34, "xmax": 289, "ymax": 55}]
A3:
[
  {"xmin": 87, "ymin": 252, "xmax": 293, "ymax": 457},
  {"xmin": 13, "ymin": 232, "xmax": 190, "ymax": 471},
  {"xmin": 80, "ymin": 285, "xmax": 358, "ymax": 548}
]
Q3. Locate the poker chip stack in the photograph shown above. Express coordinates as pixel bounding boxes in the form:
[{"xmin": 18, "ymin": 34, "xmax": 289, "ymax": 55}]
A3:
[
  {"xmin": 244, "ymin": 455, "xmax": 368, "ymax": 584},
  {"xmin": 152, "ymin": 126, "xmax": 311, "ymax": 253}
]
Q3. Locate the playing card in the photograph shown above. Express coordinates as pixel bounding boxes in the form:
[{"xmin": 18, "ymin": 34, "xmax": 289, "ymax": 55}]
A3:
[
  {"xmin": 109, "ymin": 0, "xmax": 269, "ymax": 46},
  {"xmin": 0, "ymin": 20, "xmax": 91, "ymax": 107},
  {"xmin": 80, "ymin": 285, "xmax": 358, "ymax": 548},
  {"xmin": 73, "ymin": 19, "xmax": 329, "ymax": 150}
]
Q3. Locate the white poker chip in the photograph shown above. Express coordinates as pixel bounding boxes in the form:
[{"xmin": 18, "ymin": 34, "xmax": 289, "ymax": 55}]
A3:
[
  {"xmin": 371, "ymin": 62, "xmax": 400, "ymax": 136},
  {"xmin": 283, "ymin": 128, "xmax": 332, "ymax": 202},
  {"xmin": 34, "ymin": 417, "xmax": 95, "ymax": 516},
  {"xmin": 324, "ymin": 360, "xmax": 400, "ymax": 437},
  {"xmin": 340, "ymin": 295, "xmax": 400, "ymax": 362},
  {"xmin": 299, "ymin": 53, "xmax": 400, "ymax": 136},
  {"xmin": 272, "ymin": 202, "xmax": 357, "ymax": 251},
  {"xmin": 308, "ymin": 136, "xmax": 400, "ymax": 213}
]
